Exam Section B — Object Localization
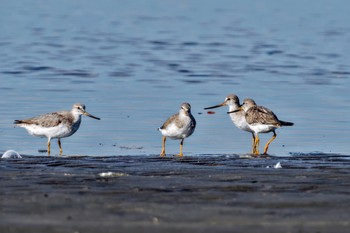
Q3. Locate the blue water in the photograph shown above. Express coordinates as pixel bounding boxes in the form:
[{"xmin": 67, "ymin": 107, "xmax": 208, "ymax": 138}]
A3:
[{"xmin": 1, "ymin": 0, "xmax": 350, "ymax": 156}]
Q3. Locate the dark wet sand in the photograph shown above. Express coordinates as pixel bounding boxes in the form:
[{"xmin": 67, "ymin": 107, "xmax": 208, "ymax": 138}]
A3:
[{"xmin": 1, "ymin": 154, "xmax": 350, "ymax": 233}]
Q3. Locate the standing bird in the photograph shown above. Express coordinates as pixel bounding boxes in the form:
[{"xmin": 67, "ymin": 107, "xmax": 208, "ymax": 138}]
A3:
[
  {"xmin": 158, "ymin": 103, "xmax": 196, "ymax": 157},
  {"xmin": 204, "ymin": 94, "xmax": 258, "ymax": 154},
  {"xmin": 14, "ymin": 103, "xmax": 100, "ymax": 155},
  {"xmin": 230, "ymin": 98, "xmax": 294, "ymax": 155}
]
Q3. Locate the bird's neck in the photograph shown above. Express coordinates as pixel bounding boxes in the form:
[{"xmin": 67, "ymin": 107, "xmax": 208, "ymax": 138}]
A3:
[
  {"xmin": 228, "ymin": 104, "xmax": 240, "ymax": 112},
  {"xmin": 71, "ymin": 111, "xmax": 82, "ymax": 123},
  {"xmin": 179, "ymin": 110, "xmax": 190, "ymax": 118}
]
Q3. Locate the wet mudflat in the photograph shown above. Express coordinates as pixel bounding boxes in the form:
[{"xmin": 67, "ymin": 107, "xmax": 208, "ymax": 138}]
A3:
[{"xmin": 1, "ymin": 154, "xmax": 350, "ymax": 233}]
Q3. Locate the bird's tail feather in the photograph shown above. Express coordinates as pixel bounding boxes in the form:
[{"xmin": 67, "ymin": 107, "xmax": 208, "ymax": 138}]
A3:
[
  {"xmin": 14, "ymin": 120, "xmax": 22, "ymax": 125},
  {"xmin": 280, "ymin": 120, "xmax": 294, "ymax": 126}
]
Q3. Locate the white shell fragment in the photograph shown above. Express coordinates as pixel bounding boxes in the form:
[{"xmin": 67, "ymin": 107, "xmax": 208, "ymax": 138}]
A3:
[
  {"xmin": 274, "ymin": 162, "xmax": 282, "ymax": 169},
  {"xmin": 2, "ymin": 150, "xmax": 22, "ymax": 159},
  {"xmin": 98, "ymin": 172, "xmax": 128, "ymax": 177}
]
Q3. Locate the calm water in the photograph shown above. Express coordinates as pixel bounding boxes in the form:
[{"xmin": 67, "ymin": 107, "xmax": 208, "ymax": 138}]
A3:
[{"xmin": 1, "ymin": 0, "xmax": 350, "ymax": 156}]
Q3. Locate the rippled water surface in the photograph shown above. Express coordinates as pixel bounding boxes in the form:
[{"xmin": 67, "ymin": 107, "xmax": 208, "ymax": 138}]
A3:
[{"xmin": 1, "ymin": 0, "xmax": 350, "ymax": 156}]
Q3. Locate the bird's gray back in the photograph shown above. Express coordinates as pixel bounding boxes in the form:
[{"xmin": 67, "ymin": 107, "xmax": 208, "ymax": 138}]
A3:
[{"xmin": 15, "ymin": 111, "xmax": 74, "ymax": 128}]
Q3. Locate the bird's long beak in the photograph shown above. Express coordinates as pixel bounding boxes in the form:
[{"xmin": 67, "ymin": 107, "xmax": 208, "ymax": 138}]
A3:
[
  {"xmin": 227, "ymin": 106, "xmax": 243, "ymax": 114},
  {"xmin": 204, "ymin": 102, "xmax": 225, "ymax": 110},
  {"xmin": 83, "ymin": 111, "xmax": 101, "ymax": 120}
]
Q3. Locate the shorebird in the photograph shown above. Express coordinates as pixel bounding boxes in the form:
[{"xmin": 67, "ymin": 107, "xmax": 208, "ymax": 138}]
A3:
[
  {"xmin": 158, "ymin": 103, "xmax": 196, "ymax": 157},
  {"xmin": 204, "ymin": 94, "xmax": 258, "ymax": 154},
  {"xmin": 229, "ymin": 98, "xmax": 294, "ymax": 155},
  {"xmin": 14, "ymin": 103, "xmax": 100, "ymax": 155}
]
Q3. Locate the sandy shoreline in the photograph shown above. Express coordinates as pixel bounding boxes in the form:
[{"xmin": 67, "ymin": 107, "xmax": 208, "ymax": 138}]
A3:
[{"xmin": 1, "ymin": 154, "xmax": 350, "ymax": 233}]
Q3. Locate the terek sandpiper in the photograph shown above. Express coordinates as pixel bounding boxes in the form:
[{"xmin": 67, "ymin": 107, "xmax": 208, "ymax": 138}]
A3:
[
  {"xmin": 158, "ymin": 102, "xmax": 196, "ymax": 157},
  {"xmin": 229, "ymin": 98, "xmax": 294, "ymax": 155},
  {"xmin": 204, "ymin": 94, "xmax": 258, "ymax": 154},
  {"xmin": 14, "ymin": 103, "xmax": 100, "ymax": 155}
]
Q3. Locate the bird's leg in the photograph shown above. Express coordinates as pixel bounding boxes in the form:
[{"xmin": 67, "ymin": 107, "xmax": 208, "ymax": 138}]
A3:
[
  {"xmin": 263, "ymin": 131, "xmax": 277, "ymax": 155},
  {"xmin": 58, "ymin": 138, "xmax": 63, "ymax": 155},
  {"xmin": 251, "ymin": 133, "xmax": 256, "ymax": 154},
  {"xmin": 47, "ymin": 138, "xmax": 51, "ymax": 155},
  {"xmin": 254, "ymin": 135, "xmax": 260, "ymax": 155},
  {"xmin": 160, "ymin": 136, "xmax": 166, "ymax": 157},
  {"xmin": 176, "ymin": 139, "xmax": 184, "ymax": 157}
]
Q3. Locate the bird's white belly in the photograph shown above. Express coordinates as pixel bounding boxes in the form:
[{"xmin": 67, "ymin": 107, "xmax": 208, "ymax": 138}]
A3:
[
  {"xmin": 229, "ymin": 114, "xmax": 252, "ymax": 132},
  {"xmin": 160, "ymin": 122, "xmax": 194, "ymax": 140},
  {"xmin": 250, "ymin": 124, "xmax": 276, "ymax": 134},
  {"xmin": 23, "ymin": 124, "xmax": 74, "ymax": 139}
]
